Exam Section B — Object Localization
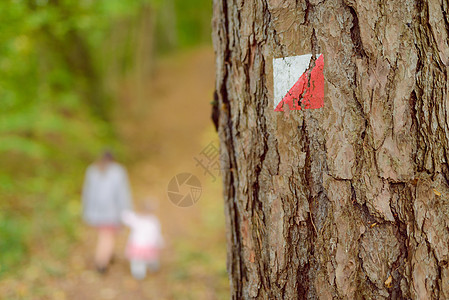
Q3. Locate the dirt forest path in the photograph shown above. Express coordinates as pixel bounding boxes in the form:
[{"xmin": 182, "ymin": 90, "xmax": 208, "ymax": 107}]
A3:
[{"xmin": 58, "ymin": 47, "xmax": 229, "ymax": 300}]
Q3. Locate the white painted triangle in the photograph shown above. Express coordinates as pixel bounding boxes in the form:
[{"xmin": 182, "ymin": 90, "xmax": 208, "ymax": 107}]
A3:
[{"xmin": 273, "ymin": 54, "xmax": 313, "ymax": 109}]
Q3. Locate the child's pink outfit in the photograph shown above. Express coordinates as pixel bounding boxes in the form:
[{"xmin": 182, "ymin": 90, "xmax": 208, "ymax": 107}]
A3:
[{"xmin": 122, "ymin": 210, "xmax": 164, "ymax": 279}]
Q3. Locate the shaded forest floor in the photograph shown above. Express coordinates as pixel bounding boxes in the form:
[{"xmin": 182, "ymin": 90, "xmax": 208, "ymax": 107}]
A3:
[{"xmin": 0, "ymin": 47, "xmax": 228, "ymax": 299}]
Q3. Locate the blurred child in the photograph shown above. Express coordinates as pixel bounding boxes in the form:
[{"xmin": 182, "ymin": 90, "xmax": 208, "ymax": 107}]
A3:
[{"xmin": 122, "ymin": 200, "xmax": 164, "ymax": 279}]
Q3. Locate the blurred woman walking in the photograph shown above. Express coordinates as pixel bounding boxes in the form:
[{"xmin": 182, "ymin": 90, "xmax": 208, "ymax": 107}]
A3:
[{"xmin": 82, "ymin": 150, "xmax": 133, "ymax": 273}]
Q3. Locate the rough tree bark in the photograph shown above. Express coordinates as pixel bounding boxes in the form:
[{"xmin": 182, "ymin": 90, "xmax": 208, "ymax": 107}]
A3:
[{"xmin": 212, "ymin": 0, "xmax": 449, "ymax": 299}]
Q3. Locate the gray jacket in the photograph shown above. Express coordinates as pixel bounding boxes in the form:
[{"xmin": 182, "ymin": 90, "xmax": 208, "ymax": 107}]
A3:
[{"xmin": 82, "ymin": 162, "xmax": 133, "ymax": 226}]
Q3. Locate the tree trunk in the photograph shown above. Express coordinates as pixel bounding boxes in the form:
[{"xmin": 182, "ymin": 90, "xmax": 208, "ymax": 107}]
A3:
[{"xmin": 212, "ymin": 0, "xmax": 449, "ymax": 299}]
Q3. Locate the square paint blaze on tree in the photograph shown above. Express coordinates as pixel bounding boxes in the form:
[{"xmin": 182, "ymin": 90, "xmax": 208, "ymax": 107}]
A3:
[{"xmin": 273, "ymin": 53, "xmax": 324, "ymax": 112}]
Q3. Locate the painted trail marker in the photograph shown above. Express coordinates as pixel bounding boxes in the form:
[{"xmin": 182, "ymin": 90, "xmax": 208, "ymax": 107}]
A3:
[{"xmin": 273, "ymin": 54, "xmax": 324, "ymax": 112}]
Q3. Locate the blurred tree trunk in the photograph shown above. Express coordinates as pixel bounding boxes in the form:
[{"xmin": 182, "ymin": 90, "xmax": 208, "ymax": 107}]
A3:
[
  {"xmin": 28, "ymin": 0, "xmax": 109, "ymax": 121},
  {"xmin": 159, "ymin": 0, "xmax": 178, "ymax": 49},
  {"xmin": 135, "ymin": 5, "xmax": 156, "ymax": 81},
  {"xmin": 64, "ymin": 29, "xmax": 107, "ymax": 120},
  {"xmin": 213, "ymin": 0, "xmax": 449, "ymax": 299},
  {"xmin": 133, "ymin": 5, "xmax": 156, "ymax": 109}
]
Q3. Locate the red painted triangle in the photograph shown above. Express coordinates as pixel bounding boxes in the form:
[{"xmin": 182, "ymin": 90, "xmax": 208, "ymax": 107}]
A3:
[{"xmin": 275, "ymin": 54, "xmax": 324, "ymax": 112}]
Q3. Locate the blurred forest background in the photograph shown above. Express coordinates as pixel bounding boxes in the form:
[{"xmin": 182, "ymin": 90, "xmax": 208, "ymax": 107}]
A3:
[{"xmin": 1, "ymin": 0, "xmax": 226, "ymax": 299}]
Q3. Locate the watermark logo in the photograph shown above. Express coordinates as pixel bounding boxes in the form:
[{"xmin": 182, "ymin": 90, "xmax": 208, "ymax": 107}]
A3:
[
  {"xmin": 166, "ymin": 141, "xmax": 221, "ymax": 207},
  {"xmin": 167, "ymin": 173, "xmax": 202, "ymax": 207}
]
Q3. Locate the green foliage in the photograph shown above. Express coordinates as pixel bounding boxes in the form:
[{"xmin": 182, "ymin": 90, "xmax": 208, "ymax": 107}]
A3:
[
  {"xmin": 0, "ymin": 0, "xmax": 212, "ymax": 281},
  {"xmin": 154, "ymin": 0, "xmax": 212, "ymax": 52},
  {"xmin": 0, "ymin": 0, "xmax": 152, "ymax": 277},
  {"xmin": 174, "ymin": 0, "xmax": 212, "ymax": 47},
  {"xmin": 0, "ymin": 213, "xmax": 28, "ymax": 277}
]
